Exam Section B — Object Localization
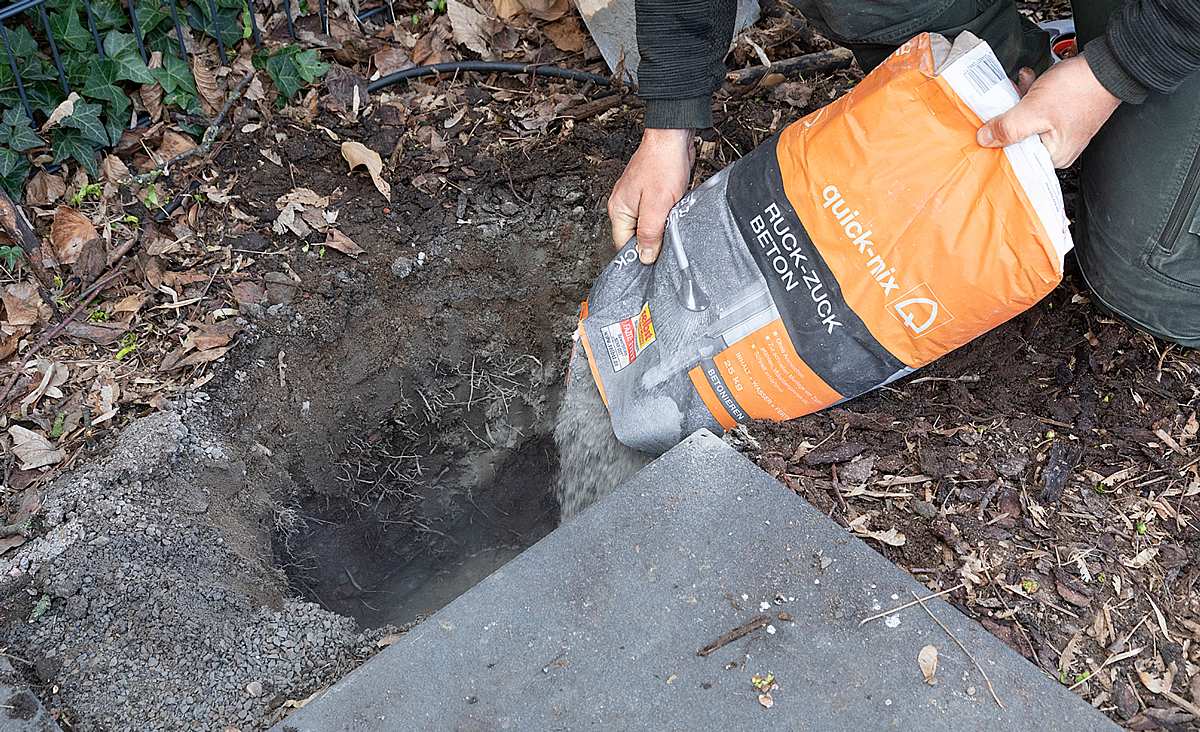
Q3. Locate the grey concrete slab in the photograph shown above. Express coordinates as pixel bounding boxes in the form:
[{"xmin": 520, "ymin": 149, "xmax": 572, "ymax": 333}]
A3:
[{"xmin": 277, "ymin": 430, "xmax": 1117, "ymax": 731}]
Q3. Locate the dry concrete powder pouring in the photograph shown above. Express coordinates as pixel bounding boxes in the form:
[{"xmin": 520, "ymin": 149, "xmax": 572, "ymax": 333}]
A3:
[{"xmin": 555, "ymin": 32, "xmax": 1072, "ymax": 519}]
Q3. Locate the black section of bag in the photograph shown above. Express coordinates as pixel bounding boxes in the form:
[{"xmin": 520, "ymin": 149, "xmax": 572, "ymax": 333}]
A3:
[{"xmin": 724, "ymin": 134, "xmax": 908, "ymax": 395}]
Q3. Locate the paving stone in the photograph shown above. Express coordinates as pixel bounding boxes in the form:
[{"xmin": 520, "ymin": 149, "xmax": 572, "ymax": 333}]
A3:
[{"xmin": 278, "ymin": 430, "xmax": 1118, "ymax": 731}]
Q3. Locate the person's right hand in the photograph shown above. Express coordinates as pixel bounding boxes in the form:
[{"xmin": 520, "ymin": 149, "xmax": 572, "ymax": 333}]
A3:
[{"xmin": 607, "ymin": 128, "xmax": 695, "ymax": 264}]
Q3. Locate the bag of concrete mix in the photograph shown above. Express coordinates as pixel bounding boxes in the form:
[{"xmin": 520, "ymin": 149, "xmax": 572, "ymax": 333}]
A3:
[{"xmin": 575, "ymin": 31, "xmax": 1073, "ymax": 454}]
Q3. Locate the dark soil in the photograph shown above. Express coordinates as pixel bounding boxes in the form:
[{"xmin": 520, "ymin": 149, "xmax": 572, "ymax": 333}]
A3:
[
  {"xmin": 744, "ymin": 269, "xmax": 1200, "ymax": 728},
  {"xmin": 203, "ymin": 92, "xmax": 642, "ymax": 629}
]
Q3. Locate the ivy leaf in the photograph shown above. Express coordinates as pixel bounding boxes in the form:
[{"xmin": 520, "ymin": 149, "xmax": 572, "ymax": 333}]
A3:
[
  {"xmin": 155, "ymin": 55, "xmax": 199, "ymax": 111},
  {"xmin": 153, "ymin": 54, "xmax": 197, "ymax": 96},
  {"xmin": 0, "ymin": 108, "xmax": 45, "ymax": 152},
  {"xmin": 82, "ymin": 59, "xmax": 127, "ymax": 108},
  {"xmin": 89, "ymin": 0, "xmax": 128, "ymax": 30},
  {"xmin": 61, "ymin": 99, "xmax": 110, "ymax": 148},
  {"xmin": 133, "ymin": 0, "xmax": 169, "ymax": 39},
  {"xmin": 186, "ymin": 3, "xmax": 243, "ymax": 48},
  {"xmin": 0, "ymin": 147, "xmax": 30, "ymax": 200},
  {"xmin": 6, "ymin": 25, "xmax": 38, "ymax": 59},
  {"xmin": 103, "ymin": 31, "xmax": 155, "ymax": 84},
  {"xmin": 50, "ymin": 10, "xmax": 94, "ymax": 52},
  {"xmin": 259, "ymin": 46, "xmax": 329, "ymax": 104},
  {"xmin": 51, "ymin": 129, "xmax": 100, "ymax": 178}
]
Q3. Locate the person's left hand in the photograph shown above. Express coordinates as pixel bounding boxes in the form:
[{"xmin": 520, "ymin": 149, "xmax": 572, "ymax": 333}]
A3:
[{"xmin": 976, "ymin": 55, "xmax": 1121, "ymax": 168}]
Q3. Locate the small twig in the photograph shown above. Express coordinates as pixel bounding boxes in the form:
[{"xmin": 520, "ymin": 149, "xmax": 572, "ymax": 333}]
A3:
[
  {"xmin": 905, "ymin": 374, "xmax": 982, "ymax": 387},
  {"xmin": 697, "ymin": 614, "xmax": 770, "ymax": 657},
  {"xmin": 859, "ymin": 583, "xmax": 966, "ymax": 625},
  {"xmin": 727, "ymin": 47, "xmax": 855, "ymax": 85},
  {"xmin": 911, "ymin": 590, "xmax": 1004, "ymax": 709},
  {"xmin": 133, "ymin": 70, "xmax": 256, "ymax": 185}
]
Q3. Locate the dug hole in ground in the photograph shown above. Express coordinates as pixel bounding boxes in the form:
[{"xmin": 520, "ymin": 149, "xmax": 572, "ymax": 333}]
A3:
[
  {"xmin": 2, "ymin": 14, "xmax": 1199, "ymax": 732},
  {"xmin": 0, "ymin": 107, "xmax": 628, "ymax": 729}
]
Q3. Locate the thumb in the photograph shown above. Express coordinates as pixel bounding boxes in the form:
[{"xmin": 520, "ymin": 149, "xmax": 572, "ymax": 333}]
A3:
[
  {"xmin": 635, "ymin": 217, "xmax": 666, "ymax": 264},
  {"xmin": 977, "ymin": 106, "xmax": 1047, "ymax": 148}
]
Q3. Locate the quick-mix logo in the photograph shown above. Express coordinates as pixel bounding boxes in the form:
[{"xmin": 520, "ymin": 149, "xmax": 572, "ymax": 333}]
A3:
[
  {"xmin": 820, "ymin": 184, "xmax": 950, "ymax": 337},
  {"xmin": 748, "ymin": 203, "xmax": 843, "ymax": 334},
  {"xmin": 820, "ymin": 185, "xmax": 900, "ymax": 297}
]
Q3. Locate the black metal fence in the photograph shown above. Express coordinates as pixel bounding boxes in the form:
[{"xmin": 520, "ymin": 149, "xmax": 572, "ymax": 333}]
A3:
[{"xmin": 0, "ymin": 0, "xmax": 354, "ymax": 121}]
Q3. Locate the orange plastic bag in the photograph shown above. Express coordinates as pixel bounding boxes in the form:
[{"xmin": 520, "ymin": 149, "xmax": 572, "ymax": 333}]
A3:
[{"xmin": 578, "ymin": 32, "xmax": 1071, "ymax": 453}]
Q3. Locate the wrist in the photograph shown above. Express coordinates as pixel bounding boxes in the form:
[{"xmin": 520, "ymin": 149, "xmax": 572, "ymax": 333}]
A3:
[{"xmin": 642, "ymin": 128, "xmax": 694, "ymax": 146}]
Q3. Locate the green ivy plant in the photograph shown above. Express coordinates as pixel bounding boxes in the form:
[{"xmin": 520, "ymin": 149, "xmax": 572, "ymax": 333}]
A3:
[
  {"xmin": 255, "ymin": 45, "xmax": 328, "ymax": 106},
  {"xmin": 0, "ymin": 0, "xmax": 329, "ymax": 197}
]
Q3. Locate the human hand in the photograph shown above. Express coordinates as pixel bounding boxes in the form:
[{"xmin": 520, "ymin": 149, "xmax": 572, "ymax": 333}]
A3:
[
  {"xmin": 976, "ymin": 55, "xmax": 1120, "ymax": 168},
  {"xmin": 607, "ymin": 128, "xmax": 695, "ymax": 264}
]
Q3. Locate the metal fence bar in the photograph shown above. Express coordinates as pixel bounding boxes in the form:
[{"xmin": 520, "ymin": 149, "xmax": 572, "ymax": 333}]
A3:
[
  {"xmin": 165, "ymin": 0, "xmax": 188, "ymax": 58},
  {"xmin": 283, "ymin": 0, "xmax": 295, "ymax": 39},
  {"xmin": 206, "ymin": 0, "xmax": 228, "ymax": 63},
  {"xmin": 0, "ymin": 23, "xmax": 33, "ymax": 118},
  {"xmin": 127, "ymin": 0, "xmax": 149, "ymax": 62},
  {"xmin": 0, "ymin": 0, "xmax": 45, "ymax": 24},
  {"xmin": 38, "ymin": 4, "xmax": 70, "ymax": 95},
  {"xmin": 80, "ymin": 0, "xmax": 105, "ymax": 56},
  {"xmin": 246, "ymin": 0, "xmax": 262, "ymax": 47}
]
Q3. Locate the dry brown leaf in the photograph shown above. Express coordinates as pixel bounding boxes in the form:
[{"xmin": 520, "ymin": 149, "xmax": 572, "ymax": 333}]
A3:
[
  {"xmin": 191, "ymin": 320, "xmax": 241, "ymax": 351},
  {"xmin": 101, "ymin": 155, "xmax": 132, "ymax": 184},
  {"xmin": 376, "ymin": 633, "xmax": 403, "ymax": 648},
  {"xmin": 8, "ymin": 425, "xmax": 65, "ymax": 470},
  {"xmin": 1122, "ymin": 547, "xmax": 1158, "ymax": 569},
  {"xmin": 848, "ymin": 515, "xmax": 907, "ymax": 546},
  {"xmin": 1138, "ymin": 668, "xmax": 1173, "ymax": 695},
  {"xmin": 918, "ymin": 644, "xmax": 938, "ymax": 685},
  {"xmin": 340, "ymin": 141, "xmax": 391, "ymax": 201},
  {"xmin": 64, "ymin": 320, "xmax": 128, "ymax": 345},
  {"xmin": 521, "ymin": 0, "xmax": 569, "ymax": 21},
  {"xmin": 155, "ymin": 130, "xmax": 197, "ymax": 164},
  {"xmin": 231, "ymin": 281, "xmax": 266, "ymax": 306},
  {"xmin": 2, "ymin": 282, "xmax": 43, "ymax": 326},
  {"xmin": 141, "ymin": 52, "xmax": 165, "ymax": 121},
  {"xmin": 446, "ymin": 0, "xmax": 492, "ymax": 58},
  {"xmin": 411, "ymin": 18, "xmax": 454, "ymax": 65},
  {"xmin": 373, "ymin": 47, "xmax": 413, "ymax": 77},
  {"xmin": 0, "ymin": 535, "xmax": 25, "ymax": 556},
  {"xmin": 0, "ymin": 332, "xmax": 20, "ymax": 361},
  {"xmin": 71, "ymin": 236, "xmax": 107, "ymax": 285},
  {"xmin": 88, "ymin": 368, "xmax": 121, "ymax": 424},
  {"xmin": 50, "ymin": 206, "xmax": 98, "ymax": 265},
  {"xmin": 25, "ymin": 171, "xmax": 66, "ymax": 207},
  {"xmin": 191, "ymin": 53, "xmax": 224, "ymax": 116},
  {"xmin": 324, "ymin": 228, "xmax": 364, "ymax": 258},
  {"xmin": 493, "ymin": 0, "xmax": 524, "ymax": 19},
  {"xmin": 112, "ymin": 293, "xmax": 149, "ymax": 315},
  {"xmin": 41, "ymin": 93, "xmax": 80, "ymax": 131},
  {"xmin": 543, "ymin": 16, "xmax": 586, "ymax": 52},
  {"xmin": 277, "ymin": 188, "xmax": 330, "ymax": 208}
]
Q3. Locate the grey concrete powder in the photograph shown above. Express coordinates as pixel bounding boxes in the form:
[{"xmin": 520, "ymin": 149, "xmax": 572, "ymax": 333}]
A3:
[{"xmin": 553, "ymin": 345, "xmax": 653, "ymax": 521}]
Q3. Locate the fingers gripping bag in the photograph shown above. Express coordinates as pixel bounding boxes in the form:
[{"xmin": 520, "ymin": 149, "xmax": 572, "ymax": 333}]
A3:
[{"xmin": 577, "ymin": 32, "xmax": 1073, "ymax": 454}]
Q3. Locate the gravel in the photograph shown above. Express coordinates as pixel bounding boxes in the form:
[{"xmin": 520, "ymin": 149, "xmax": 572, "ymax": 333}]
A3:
[{"xmin": 0, "ymin": 411, "xmax": 389, "ymax": 731}]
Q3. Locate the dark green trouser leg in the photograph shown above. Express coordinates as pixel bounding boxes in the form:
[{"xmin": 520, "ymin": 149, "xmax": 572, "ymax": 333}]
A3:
[
  {"xmin": 792, "ymin": 0, "xmax": 1050, "ymax": 76},
  {"xmin": 1073, "ymin": 1, "xmax": 1200, "ymax": 347}
]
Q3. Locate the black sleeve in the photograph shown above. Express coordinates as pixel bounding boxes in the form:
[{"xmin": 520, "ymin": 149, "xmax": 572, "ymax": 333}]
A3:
[
  {"xmin": 635, "ymin": 0, "xmax": 738, "ymax": 129},
  {"xmin": 1083, "ymin": 0, "xmax": 1200, "ymax": 103}
]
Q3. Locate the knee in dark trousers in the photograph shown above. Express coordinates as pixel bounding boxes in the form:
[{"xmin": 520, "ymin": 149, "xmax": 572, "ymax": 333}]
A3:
[
  {"xmin": 1073, "ymin": 49, "xmax": 1200, "ymax": 344},
  {"xmin": 791, "ymin": 0, "xmax": 1049, "ymax": 75}
]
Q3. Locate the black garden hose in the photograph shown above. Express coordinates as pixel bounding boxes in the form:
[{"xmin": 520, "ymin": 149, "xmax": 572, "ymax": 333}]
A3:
[{"xmin": 366, "ymin": 61, "xmax": 612, "ymax": 93}]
